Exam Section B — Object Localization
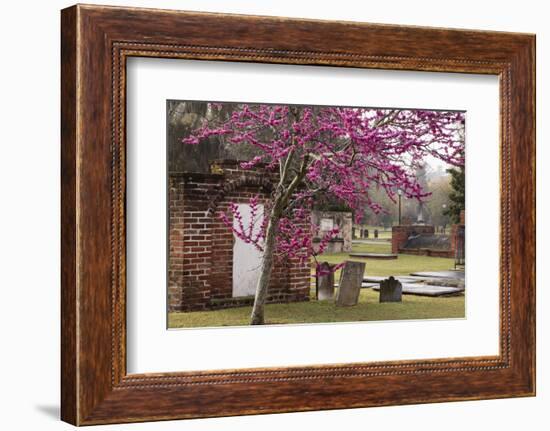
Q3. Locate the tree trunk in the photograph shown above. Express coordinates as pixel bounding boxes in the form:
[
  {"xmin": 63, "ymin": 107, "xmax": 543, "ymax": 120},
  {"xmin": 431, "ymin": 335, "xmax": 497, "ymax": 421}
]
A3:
[
  {"xmin": 249, "ymin": 147, "xmax": 306, "ymax": 325},
  {"xmin": 250, "ymin": 212, "xmax": 279, "ymax": 325}
]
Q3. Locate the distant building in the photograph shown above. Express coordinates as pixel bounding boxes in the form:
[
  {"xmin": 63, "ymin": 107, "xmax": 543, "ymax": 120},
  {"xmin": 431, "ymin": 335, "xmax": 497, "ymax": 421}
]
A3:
[{"xmin": 311, "ymin": 211, "xmax": 353, "ymax": 253}]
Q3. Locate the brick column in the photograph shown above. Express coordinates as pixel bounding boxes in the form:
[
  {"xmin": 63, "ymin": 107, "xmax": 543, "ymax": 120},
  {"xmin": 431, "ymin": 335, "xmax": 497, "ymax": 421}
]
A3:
[
  {"xmin": 168, "ymin": 175, "xmax": 185, "ymax": 312},
  {"xmin": 168, "ymin": 173, "xmax": 219, "ymax": 312},
  {"xmin": 391, "ymin": 226, "xmax": 410, "ymax": 254},
  {"xmin": 180, "ymin": 176, "xmax": 215, "ymax": 311}
]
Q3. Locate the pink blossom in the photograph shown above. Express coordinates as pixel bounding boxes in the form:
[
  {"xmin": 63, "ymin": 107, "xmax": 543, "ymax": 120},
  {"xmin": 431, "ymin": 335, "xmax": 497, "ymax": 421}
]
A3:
[{"xmin": 185, "ymin": 104, "xmax": 465, "ymax": 266}]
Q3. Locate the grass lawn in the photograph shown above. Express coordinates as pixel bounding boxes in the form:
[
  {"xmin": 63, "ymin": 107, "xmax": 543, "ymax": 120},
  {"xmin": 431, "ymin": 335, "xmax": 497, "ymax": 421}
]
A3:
[
  {"xmin": 168, "ymin": 241, "xmax": 463, "ymax": 329},
  {"xmin": 168, "ymin": 288, "xmax": 464, "ymax": 328},
  {"xmin": 354, "ymin": 225, "xmax": 392, "ymax": 239},
  {"xmin": 315, "ymin": 241, "xmax": 456, "ymax": 281}
]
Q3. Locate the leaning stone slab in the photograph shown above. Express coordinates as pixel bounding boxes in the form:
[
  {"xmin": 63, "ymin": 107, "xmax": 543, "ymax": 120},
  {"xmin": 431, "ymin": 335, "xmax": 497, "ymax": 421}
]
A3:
[
  {"xmin": 316, "ymin": 262, "xmax": 335, "ymax": 301},
  {"xmin": 379, "ymin": 276, "xmax": 402, "ymax": 302},
  {"xmin": 336, "ymin": 261, "xmax": 365, "ymax": 306}
]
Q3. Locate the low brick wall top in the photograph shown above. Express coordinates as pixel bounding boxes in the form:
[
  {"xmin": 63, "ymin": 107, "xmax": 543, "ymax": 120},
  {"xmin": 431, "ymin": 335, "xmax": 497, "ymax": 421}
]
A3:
[
  {"xmin": 391, "ymin": 224, "xmax": 435, "ymax": 254},
  {"xmin": 402, "ymin": 234, "xmax": 451, "ymax": 251}
]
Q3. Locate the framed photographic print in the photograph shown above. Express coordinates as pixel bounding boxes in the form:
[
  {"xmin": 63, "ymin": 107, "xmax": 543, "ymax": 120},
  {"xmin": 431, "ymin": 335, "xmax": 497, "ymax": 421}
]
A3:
[{"xmin": 61, "ymin": 4, "xmax": 535, "ymax": 425}]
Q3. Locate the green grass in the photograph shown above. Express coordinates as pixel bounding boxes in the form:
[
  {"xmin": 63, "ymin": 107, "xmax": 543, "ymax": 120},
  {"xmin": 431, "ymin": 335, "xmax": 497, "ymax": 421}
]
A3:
[
  {"xmin": 168, "ymin": 241, "xmax": 463, "ymax": 329},
  {"xmin": 315, "ymin": 241, "xmax": 455, "ymax": 281},
  {"xmin": 168, "ymin": 289, "xmax": 464, "ymax": 328},
  {"xmin": 351, "ymin": 242, "xmax": 393, "ymax": 254},
  {"xmin": 353, "ymin": 225, "xmax": 392, "ymax": 239}
]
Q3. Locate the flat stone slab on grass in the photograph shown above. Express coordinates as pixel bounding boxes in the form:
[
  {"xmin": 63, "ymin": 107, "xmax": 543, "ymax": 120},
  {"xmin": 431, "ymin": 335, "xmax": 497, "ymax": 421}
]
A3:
[
  {"xmin": 409, "ymin": 270, "xmax": 465, "ymax": 280},
  {"xmin": 349, "ymin": 252, "xmax": 398, "ymax": 260},
  {"xmin": 364, "ymin": 275, "xmax": 421, "ymax": 284},
  {"xmin": 321, "ymin": 282, "xmax": 378, "ymax": 289},
  {"xmin": 406, "ymin": 276, "xmax": 465, "ymax": 288},
  {"xmin": 373, "ymin": 283, "xmax": 464, "ymax": 297},
  {"xmin": 312, "ymin": 282, "xmax": 379, "ymax": 289}
]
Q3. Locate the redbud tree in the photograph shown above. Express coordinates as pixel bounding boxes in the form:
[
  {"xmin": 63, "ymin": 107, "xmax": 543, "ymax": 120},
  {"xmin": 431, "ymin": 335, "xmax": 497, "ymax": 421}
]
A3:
[{"xmin": 183, "ymin": 104, "xmax": 465, "ymax": 325}]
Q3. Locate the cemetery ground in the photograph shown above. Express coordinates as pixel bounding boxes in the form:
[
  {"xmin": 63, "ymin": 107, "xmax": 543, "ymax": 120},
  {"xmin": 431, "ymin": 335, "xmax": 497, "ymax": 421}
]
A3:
[
  {"xmin": 356, "ymin": 225, "xmax": 393, "ymax": 240},
  {"xmin": 168, "ymin": 239, "xmax": 465, "ymax": 328}
]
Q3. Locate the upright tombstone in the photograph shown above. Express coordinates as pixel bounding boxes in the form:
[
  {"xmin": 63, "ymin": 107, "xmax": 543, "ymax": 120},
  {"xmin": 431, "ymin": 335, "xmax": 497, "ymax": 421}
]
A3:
[
  {"xmin": 316, "ymin": 262, "xmax": 335, "ymax": 301},
  {"xmin": 365, "ymin": 229, "xmax": 369, "ymax": 238},
  {"xmin": 374, "ymin": 229, "xmax": 379, "ymax": 239},
  {"xmin": 336, "ymin": 261, "xmax": 365, "ymax": 306},
  {"xmin": 379, "ymin": 276, "xmax": 402, "ymax": 302}
]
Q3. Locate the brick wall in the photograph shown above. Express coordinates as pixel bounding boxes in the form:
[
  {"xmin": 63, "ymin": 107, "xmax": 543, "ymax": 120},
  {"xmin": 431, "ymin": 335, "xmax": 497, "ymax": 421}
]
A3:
[
  {"xmin": 168, "ymin": 173, "xmax": 218, "ymax": 312},
  {"xmin": 391, "ymin": 223, "xmax": 465, "ymax": 259},
  {"xmin": 391, "ymin": 225, "xmax": 435, "ymax": 254},
  {"xmin": 450, "ymin": 223, "xmax": 465, "ymax": 258},
  {"xmin": 168, "ymin": 161, "xmax": 310, "ymax": 312},
  {"xmin": 396, "ymin": 248, "xmax": 454, "ymax": 258}
]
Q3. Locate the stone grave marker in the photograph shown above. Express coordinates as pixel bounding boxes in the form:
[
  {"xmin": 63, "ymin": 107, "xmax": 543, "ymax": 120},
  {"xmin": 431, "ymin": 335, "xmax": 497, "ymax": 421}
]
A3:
[
  {"xmin": 374, "ymin": 229, "xmax": 378, "ymax": 238},
  {"xmin": 379, "ymin": 276, "xmax": 402, "ymax": 302},
  {"xmin": 316, "ymin": 262, "xmax": 335, "ymax": 301},
  {"xmin": 336, "ymin": 261, "xmax": 365, "ymax": 306}
]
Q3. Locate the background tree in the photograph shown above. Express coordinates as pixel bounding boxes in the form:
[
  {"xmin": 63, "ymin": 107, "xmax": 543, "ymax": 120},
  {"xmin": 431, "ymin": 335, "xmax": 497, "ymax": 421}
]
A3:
[
  {"xmin": 357, "ymin": 186, "xmax": 397, "ymax": 227},
  {"xmin": 425, "ymin": 174, "xmax": 452, "ymax": 228},
  {"xmin": 168, "ymin": 100, "xmax": 262, "ymax": 172},
  {"xmin": 443, "ymin": 166, "xmax": 465, "ymax": 224},
  {"xmin": 183, "ymin": 104, "xmax": 465, "ymax": 324}
]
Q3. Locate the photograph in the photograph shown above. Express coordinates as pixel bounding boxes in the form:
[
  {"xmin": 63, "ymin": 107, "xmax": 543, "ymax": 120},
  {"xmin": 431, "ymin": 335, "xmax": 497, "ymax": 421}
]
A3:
[{"xmin": 167, "ymin": 100, "xmax": 467, "ymax": 328}]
